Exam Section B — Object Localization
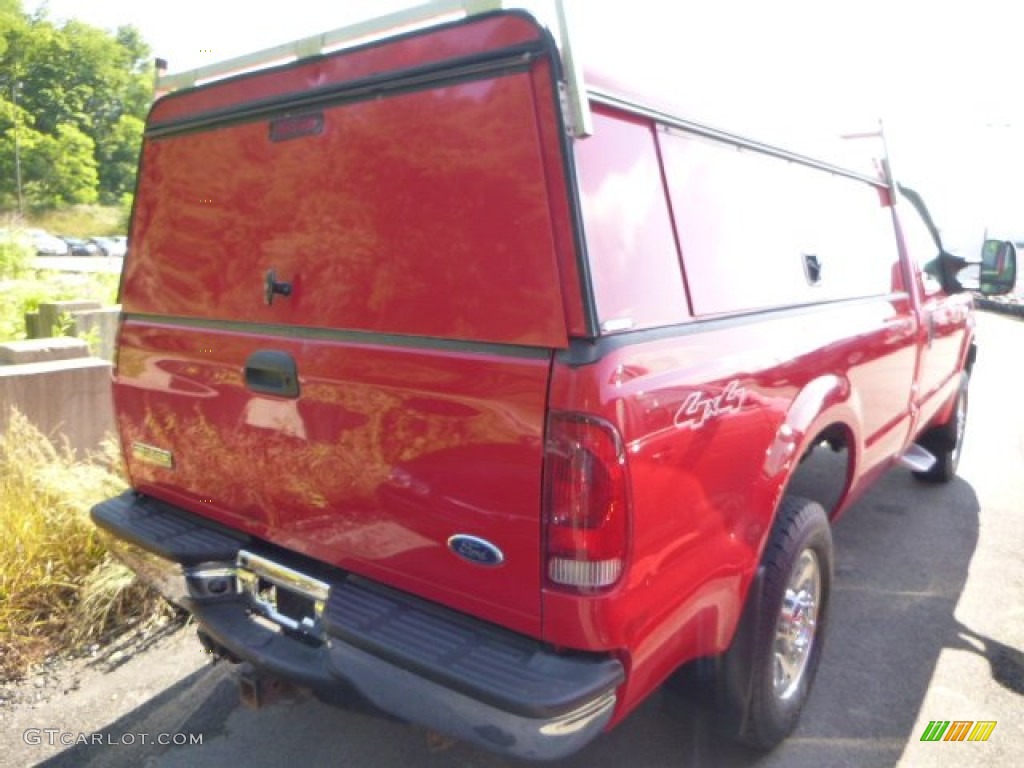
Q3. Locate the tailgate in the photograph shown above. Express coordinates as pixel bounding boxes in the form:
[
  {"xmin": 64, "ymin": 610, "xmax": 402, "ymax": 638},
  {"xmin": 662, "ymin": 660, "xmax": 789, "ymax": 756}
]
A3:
[{"xmin": 116, "ymin": 14, "xmax": 569, "ymax": 635}]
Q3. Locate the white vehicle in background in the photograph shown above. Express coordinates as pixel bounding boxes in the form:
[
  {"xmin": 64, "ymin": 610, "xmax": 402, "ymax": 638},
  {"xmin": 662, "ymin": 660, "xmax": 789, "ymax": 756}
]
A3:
[{"xmin": 25, "ymin": 228, "xmax": 69, "ymax": 256}]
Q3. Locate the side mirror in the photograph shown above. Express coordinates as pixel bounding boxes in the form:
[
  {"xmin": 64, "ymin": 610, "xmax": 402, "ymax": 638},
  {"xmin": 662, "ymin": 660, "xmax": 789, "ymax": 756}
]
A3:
[
  {"xmin": 980, "ymin": 240, "xmax": 1017, "ymax": 296},
  {"xmin": 924, "ymin": 251, "xmax": 969, "ymax": 295}
]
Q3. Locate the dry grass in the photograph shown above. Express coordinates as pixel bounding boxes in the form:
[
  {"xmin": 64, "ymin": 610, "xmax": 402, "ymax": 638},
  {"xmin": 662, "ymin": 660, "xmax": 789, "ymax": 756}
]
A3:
[
  {"xmin": 24, "ymin": 205, "xmax": 125, "ymax": 238},
  {"xmin": 0, "ymin": 410, "xmax": 177, "ymax": 682}
]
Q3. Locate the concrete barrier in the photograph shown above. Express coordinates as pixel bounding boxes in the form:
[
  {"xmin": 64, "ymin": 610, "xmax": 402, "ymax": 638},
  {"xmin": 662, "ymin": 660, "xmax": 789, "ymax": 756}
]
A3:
[
  {"xmin": 72, "ymin": 306, "xmax": 122, "ymax": 361},
  {"xmin": 35, "ymin": 300, "xmax": 102, "ymax": 338},
  {"xmin": 0, "ymin": 337, "xmax": 90, "ymax": 365},
  {"xmin": 24, "ymin": 302, "xmax": 121, "ymax": 361},
  {"xmin": 0, "ymin": 358, "xmax": 114, "ymax": 457},
  {"xmin": 0, "ymin": 341, "xmax": 114, "ymax": 457}
]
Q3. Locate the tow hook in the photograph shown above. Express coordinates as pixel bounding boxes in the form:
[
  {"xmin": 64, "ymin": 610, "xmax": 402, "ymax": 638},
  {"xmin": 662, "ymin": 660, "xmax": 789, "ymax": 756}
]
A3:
[{"xmin": 237, "ymin": 664, "xmax": 303, "ymax": 709}]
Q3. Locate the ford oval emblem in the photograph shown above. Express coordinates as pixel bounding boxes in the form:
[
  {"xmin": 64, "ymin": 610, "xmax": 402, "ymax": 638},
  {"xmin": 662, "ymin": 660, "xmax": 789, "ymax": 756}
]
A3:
[{"xmin": 447, "ymin": 535, "xmax": 504, "ymax": 567}]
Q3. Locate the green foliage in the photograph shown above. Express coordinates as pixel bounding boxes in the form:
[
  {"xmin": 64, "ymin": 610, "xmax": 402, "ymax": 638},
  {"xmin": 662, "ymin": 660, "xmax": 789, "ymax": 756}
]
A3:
[
  {"xmin": 0, "ymin": 229, "xmax": 32, "ymax": 278},
  {"xmin": 0, "ymin": 269, "xmax": 119, "ymax": 341},
  {"xmin": 96, "ymin": 114, "xmax": 143, "ymax": 205},
  {"xmin": 52, "ymin": 309, "xmax": 75, "ymax": 337},
  {"xmin": 117, "ymin": 193, "xmax": 134, "ymax": 232},
  {"xmin": 23, "ymin": 122, "xmax": 99, "ymax": 206},
  {"xmin": 0, "ymin": 278, "xmax": 53, "ymax": 341},
  {"xmin": 0, "ymin": 1, "xmax": 152, "ymax": 210},
  {"xmin": 76, "ymin": 323, "xmax": 102, "ymax": 356},
  {"xmin": 0, "ymin": 97, "xmax": 34, "ymax": 210}
]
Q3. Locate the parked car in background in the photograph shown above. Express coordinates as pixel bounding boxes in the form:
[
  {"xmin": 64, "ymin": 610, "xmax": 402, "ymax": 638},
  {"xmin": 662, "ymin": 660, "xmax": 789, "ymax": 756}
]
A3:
[
  {"xmin": 25, "ymin": 228, "xmax": 69, "ymax": 256},
  {"xmin": 60, "ymin": 236, "xmax": 102, "ymax": 257},
  {"xmin": 89, "ymin": 236, "xmax": 128, "ymax": 258}
]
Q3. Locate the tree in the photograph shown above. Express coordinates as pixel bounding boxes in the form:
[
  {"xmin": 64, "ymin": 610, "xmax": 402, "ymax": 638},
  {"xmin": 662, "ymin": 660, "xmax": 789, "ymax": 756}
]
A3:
[
  {"xmin": 0, "ymin": 86, "xmax": 34, "ymax": 211},
  {"xmin": 96, "ymin": 113, "xmax": 144, "ymax": 204},
  {"xmin": 0, "ymin": 0, "xmax": 152, "ymax": 209},
  {"xmin": 23, "ymin": 123, "xmax": 99, "ymax": 206}
]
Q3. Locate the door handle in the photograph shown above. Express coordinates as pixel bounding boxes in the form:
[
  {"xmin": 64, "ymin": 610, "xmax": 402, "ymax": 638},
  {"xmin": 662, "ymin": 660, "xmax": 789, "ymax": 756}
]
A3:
[
  {"xmin": 245, "ymin": 350, "xmax": 300, "ymax": 398},
  {"xmin": 264, "ymin": 269, "xmax": 293, "ymax": 306},
  {"xmin": 802, "ymin": 253, "xmax": 822, "ymax": 285}
]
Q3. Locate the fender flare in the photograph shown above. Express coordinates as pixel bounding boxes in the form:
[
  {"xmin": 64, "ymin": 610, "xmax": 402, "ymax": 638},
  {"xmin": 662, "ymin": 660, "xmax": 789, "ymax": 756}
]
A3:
[
  {"xmin": 762, "ymin": 373, "xmax": 860, "ymax": 483},
  {"xmin": 755, "ymin": 372, "xmax": 862, "ymax": 564}
]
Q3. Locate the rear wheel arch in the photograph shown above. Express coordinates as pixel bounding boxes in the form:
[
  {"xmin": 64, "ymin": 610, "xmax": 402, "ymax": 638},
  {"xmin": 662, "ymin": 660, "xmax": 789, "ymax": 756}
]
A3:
[
  {"xmin": 780, "ymin": 422, "xmax": 857, "ymax": 521},
  {"xmin": 670, "ymin": 496, "xmax": 834, "ymax": 749},
  {"xmin": 762, "ymin": 373, "xmax": 862, "ymax": 532},
  {"xmin": 746, "ymin": 377, "xmax": 857, "ymax": 626},
  {"xmin": 762, "ymin": 375, "xmax": 858, "ymax": 480},
  {"xmin": 686, "ymin": 414, "xmax": 852, "ymax": 683},
  {"xmin": 670, "ymin": 378, "xmax": 857, "ymax": 707},
  {"xmin": 744, "ymin": 417, "xmax": 851, "ymax": 633}
]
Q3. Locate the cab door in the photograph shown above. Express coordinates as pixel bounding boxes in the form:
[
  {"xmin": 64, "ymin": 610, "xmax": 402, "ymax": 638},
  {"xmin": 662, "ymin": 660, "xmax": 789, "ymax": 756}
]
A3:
[{"xmin": 896, "ymin": 193, "xmax": 972, "ymax": 428}]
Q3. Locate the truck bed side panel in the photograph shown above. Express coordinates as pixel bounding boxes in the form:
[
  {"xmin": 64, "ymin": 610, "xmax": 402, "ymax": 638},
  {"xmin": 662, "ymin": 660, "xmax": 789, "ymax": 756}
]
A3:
[{"xmin": 544, "ymin": 297, "xmax": 916, "ymax": 720}]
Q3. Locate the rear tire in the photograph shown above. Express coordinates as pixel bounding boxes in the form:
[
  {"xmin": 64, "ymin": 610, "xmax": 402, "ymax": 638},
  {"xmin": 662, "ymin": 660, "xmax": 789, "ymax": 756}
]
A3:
[
  {"xmin": 913, "ymin": 373, "xmax": 968, "ymax": 484},
  {"xmin": 675, "ymin": 496, "xmax": 833, "ymax": 750}
]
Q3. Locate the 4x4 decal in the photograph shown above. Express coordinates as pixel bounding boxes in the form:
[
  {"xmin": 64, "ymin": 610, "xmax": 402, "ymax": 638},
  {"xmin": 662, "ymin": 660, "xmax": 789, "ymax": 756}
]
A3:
[{"xmin": 674, "ymin": 380, "xmax": 748, "ymax": 430}]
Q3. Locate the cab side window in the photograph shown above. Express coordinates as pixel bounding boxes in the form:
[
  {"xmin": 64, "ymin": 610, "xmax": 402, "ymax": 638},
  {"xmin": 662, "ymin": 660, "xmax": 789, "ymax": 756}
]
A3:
[{"xmin": 898, "ymin": 202, "xmax": 944, "ymax": 297}]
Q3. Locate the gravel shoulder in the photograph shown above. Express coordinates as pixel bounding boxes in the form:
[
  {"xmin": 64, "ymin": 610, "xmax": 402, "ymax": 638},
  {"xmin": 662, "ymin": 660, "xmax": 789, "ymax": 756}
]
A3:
[{"xmin": 0, "ymin": 620, "xmax": 209, "ymax": 767}]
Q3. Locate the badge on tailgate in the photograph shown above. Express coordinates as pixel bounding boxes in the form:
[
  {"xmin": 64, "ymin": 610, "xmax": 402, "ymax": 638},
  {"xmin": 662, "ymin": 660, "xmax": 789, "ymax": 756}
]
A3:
[{"xmin": 131, "ymin": 442, "xmax": 175, "ymax": 469}]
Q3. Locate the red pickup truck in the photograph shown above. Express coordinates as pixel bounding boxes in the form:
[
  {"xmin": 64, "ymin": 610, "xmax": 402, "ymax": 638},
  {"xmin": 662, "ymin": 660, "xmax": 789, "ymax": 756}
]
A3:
[{"xmin": 91, "ymin": 4, "xmax": 1017, "ymax": 760}]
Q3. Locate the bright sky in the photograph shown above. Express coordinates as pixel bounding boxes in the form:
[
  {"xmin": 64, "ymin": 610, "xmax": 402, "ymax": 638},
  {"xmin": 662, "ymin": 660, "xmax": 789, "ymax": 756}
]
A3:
[{"xmin": 25, "ymin": 0, "xmax": 1024, "ymax": 248}]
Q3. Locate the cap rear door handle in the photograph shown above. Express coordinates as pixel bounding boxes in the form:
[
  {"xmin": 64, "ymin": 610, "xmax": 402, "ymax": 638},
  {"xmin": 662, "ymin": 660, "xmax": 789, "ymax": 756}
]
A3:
[{"xmin": 245, "ymin": 350, "xmax": 299, "ymax": 398}]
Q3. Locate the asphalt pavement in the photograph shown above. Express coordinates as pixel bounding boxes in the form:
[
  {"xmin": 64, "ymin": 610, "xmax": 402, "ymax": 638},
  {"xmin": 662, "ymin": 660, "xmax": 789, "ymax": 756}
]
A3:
[{"xmin": 4, "ymin": 312, "xmax": 1022, "ymax": 768}]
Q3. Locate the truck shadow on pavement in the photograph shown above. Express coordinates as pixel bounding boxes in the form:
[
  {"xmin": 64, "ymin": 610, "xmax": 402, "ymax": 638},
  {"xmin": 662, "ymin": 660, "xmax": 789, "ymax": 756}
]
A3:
[
  {"xmin": 950, "ymin": 620, "xmax": 1024, "ymax": 696},
  {"xmin": 37, "ymin": 465, "xmax": 1020, "ymax": 768}
]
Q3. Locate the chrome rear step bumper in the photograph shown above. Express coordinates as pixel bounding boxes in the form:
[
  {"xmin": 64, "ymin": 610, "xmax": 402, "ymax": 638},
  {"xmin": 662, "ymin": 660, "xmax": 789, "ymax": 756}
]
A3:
[{"xmin": 92, "ymin": 491, "xmax": 622, "ymax": 760}]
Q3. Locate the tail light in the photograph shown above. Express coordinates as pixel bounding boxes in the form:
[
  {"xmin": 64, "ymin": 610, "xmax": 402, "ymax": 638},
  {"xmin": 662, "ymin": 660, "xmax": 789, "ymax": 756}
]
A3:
[{"xmin": 543, "ymin": 413, "xmax": 630, "ymax": 593}]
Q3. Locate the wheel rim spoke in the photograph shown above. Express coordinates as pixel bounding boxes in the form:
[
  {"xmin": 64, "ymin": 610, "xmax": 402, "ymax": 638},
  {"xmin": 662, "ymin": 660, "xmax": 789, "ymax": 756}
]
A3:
[{"xmin": 772, "ymin": 548, "xmax": 820, "ymax": 700}]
